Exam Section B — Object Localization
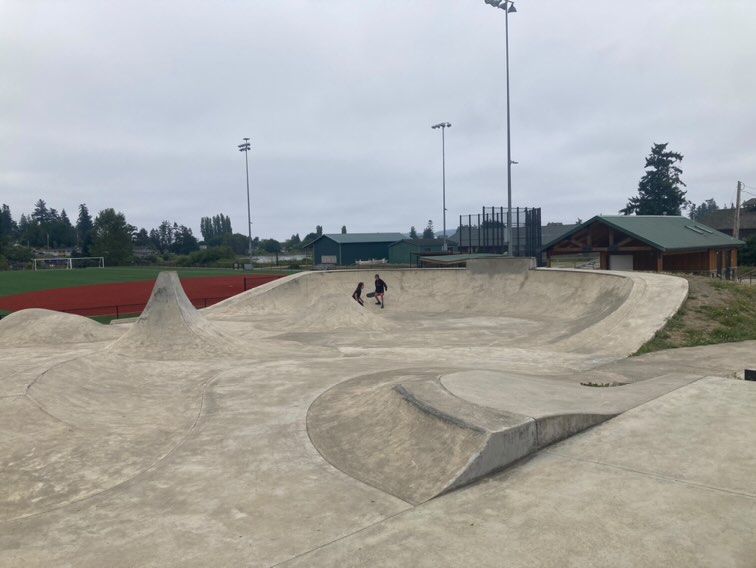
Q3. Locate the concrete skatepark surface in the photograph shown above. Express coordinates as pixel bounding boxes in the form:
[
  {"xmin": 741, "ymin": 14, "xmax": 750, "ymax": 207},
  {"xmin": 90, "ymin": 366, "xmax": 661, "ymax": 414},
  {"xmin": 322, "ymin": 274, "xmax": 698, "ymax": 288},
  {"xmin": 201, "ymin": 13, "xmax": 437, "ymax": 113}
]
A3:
[{"xmin": 1, "ymin": 260, "xmax": 754, "ymax": 567}]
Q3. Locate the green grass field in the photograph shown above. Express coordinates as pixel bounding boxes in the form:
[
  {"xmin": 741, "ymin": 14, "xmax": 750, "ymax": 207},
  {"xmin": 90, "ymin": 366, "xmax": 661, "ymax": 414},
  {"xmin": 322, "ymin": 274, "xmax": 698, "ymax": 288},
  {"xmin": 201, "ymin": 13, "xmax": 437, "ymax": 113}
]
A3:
[{"xmin": 0, "ymin": 266, "xmax": 297, "ymax": 298}]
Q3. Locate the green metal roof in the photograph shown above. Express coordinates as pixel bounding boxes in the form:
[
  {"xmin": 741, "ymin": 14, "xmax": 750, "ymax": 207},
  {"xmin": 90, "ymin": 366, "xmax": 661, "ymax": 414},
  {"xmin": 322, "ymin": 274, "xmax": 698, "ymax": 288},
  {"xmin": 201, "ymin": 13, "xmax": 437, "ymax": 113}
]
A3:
[
  {"xmin": 418, "ymin": 253, "xmax": 507, "ymax": 264},
  {"xmin": 541, "ymin": 215, "xmax": 745, "ymax": 252},
  {"xmin": 306, "ymin": 232, "xmax": 407, "ymax": 247}
]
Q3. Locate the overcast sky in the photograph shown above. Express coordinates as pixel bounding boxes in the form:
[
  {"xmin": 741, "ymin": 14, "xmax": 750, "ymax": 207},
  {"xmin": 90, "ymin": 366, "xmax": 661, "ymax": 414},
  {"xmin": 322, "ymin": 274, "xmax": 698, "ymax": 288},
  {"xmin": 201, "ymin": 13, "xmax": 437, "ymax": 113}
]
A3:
[{"xmin": 2, "ymin": 0, "xmax": 754, "ymax": 241}]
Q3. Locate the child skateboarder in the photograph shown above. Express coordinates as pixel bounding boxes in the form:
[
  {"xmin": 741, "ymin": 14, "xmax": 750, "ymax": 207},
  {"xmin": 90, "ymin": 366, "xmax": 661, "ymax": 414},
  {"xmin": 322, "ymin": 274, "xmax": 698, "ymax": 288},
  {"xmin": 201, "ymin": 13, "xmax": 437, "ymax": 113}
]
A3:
[
  {"xmin": 373, "ymin": 274, "xmax": 388, "ymax": 308},
  {"xmin": 352, "ymin": 282, "xmax": 365, "ymax": 306}
]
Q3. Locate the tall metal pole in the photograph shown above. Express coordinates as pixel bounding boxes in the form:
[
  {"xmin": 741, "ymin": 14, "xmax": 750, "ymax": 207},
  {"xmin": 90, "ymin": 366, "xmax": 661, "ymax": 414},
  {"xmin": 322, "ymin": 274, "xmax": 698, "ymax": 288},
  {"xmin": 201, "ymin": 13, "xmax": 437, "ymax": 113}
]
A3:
[
  {"xmin": 442, "ymin": 126, "xmax": 447, "ymax": 251},
  {"xmin": 504, "ymin": 1, "xmax": 513, "ymax": 252},
  {"xmin": 432, "ymin": 122, "xmax": 452, "ymax": 251},
  {"xmin": 484, "ymin": 0, "xmax": 516, "ymax": 252},
  {"xmin": 238, "ymin": 138, "xmax": 252, "ymax": 268}
]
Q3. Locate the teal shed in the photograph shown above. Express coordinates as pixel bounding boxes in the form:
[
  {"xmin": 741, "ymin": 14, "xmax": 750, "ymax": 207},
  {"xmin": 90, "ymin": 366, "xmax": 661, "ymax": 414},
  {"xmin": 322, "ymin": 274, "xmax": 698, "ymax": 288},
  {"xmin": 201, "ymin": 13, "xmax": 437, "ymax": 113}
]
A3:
[{"xmin": 388, "ymin": 238, "xmax": 456, "ymax": 265}]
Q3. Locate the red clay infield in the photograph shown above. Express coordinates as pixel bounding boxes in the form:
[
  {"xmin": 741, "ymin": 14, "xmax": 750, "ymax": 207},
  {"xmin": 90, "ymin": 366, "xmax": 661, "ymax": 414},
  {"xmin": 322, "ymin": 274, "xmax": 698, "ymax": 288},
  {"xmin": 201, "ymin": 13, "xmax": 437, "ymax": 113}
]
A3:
[{"xmin": 0, "ymin": 275, "xmax": 283, "ymax": 318}]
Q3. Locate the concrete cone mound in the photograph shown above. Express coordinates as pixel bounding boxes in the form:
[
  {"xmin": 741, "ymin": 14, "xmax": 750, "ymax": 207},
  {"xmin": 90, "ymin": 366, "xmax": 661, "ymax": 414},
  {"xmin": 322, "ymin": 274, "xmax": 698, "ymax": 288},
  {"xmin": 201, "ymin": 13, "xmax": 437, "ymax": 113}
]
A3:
[
  {"xmin": 0, "ymin": 308, "xmax": 123, "ymax": 346},
  {"xmin": 108, "ymin": 271, "xmax": 241, "ymax": 359}
]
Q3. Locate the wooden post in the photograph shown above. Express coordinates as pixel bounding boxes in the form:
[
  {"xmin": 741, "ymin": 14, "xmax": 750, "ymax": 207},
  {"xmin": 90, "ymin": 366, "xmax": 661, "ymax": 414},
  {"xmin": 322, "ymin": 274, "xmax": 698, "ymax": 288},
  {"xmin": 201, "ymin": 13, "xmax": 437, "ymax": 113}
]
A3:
[{"xmin": 734, "ymin": 181, "xmax": 743, "ymax": 240}]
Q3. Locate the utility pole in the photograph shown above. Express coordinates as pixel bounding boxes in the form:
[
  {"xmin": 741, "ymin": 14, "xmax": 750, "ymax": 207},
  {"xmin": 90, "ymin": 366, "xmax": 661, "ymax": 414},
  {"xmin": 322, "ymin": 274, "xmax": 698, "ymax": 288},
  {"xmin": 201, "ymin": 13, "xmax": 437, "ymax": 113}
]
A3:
[
  {"xmin": 734, "ymin": 180, "xmax": 743, "ymax": 240},
  {"xmin": 238, "ymin": 138, "xmax": 253, "ymax": 269},
  {"xmin": 431, "ymin": 122, "xmax": 452, "ymax": 252}
]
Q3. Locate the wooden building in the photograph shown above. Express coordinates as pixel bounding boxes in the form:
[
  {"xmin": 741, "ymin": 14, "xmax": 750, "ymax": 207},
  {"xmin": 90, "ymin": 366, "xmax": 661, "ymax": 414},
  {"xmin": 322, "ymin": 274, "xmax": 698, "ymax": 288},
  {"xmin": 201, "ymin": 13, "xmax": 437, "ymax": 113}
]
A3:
[{"xmin": 541, "ymin": 215, "xmax": 744, "ymax": 276}]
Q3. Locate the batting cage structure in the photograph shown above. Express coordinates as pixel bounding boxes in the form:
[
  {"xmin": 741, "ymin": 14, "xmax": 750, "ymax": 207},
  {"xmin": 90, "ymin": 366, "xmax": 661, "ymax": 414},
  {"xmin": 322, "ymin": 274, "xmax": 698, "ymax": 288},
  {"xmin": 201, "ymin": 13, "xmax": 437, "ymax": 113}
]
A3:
[{"xmin": 457, "ymin": 207, "xmax": 542, "ymax": 261}]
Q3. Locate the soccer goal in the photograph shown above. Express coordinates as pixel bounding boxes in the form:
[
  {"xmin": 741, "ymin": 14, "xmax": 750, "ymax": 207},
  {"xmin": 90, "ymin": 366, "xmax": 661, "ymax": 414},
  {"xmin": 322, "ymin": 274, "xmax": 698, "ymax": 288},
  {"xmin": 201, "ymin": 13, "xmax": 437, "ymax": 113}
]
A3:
[{"xmin": 32, "ymin": 257, "xmax": 105, "ymax": 270}]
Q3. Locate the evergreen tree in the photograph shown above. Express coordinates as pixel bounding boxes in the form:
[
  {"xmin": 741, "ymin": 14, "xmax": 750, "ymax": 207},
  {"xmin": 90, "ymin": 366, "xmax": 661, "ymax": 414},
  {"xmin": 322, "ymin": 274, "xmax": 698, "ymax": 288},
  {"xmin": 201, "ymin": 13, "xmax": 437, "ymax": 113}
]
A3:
[
  {"xmin": 155, "ymin": 220, "xmax": 174, "ymax": 253},
  {"xmin": 31, "ymin": 199, "xmax": 50, "ymax": 224},
  {"xmin": 287, "ymin": 233, "xmax": 301, "ymax": 249},
  {"xmin": 341, "ymin": 225, "xmax": 347, "ymax": 234},
  {"xmin": 621, "ymin": 143, "xmax": 688, "ymax": 216},
  {"xmin": 18, "ymin": 214, "xmax": 30, "ymax": 244},
  {"xmin": 133, "ymin": 228, "xmax": 152, "ymax": 247},
  {"xmin": 77, "ymin": 204, "xmax": 94, "ymax": 255},
  {"xmin": 171, "ymin": 225, "xmax": 199, "ymax": 255},
  {"xmin": 422, "ymin": 220, "xmax": 435, "ymax": 239},
  {"xmin": 50, "ymin": 208, "xmax": 77, "ymax": 247},
  {"xmin": 91, "ymin": 208, "xmax": 134, "ymax": 265},
  {"xmin": 409, "ymin": 226, "xmax": 418, "ymax": 239},
  {"xmin": 0, "ymin": 204, "xmax": 17, "ymax": 240},
  {"xmin": 689, "ymin": 199, "xmax": 719, "ymax": 221}
]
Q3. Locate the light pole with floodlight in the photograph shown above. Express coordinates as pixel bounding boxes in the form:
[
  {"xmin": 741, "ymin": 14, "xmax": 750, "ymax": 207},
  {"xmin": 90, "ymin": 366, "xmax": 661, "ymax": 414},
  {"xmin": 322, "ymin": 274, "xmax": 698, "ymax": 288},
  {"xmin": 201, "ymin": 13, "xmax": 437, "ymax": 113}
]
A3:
[
  {"xmin": 237, "ymin": 137, "xmax": 253, "ymax": 268},
  {"xmin": 431, "ymin": 121, "xmax": 452, "ymax": 252},
  {"xmin": 482, "ymin": 0, "xmax": 516, "ymax": 251}
]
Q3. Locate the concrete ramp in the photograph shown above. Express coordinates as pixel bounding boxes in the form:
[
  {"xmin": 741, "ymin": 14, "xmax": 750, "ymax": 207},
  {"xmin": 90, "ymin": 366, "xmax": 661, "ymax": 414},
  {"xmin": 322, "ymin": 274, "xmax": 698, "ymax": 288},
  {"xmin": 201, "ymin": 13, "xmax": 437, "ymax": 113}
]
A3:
[
  {"xmin": 307, "ymin": 365, "xmax": 706, "ymax": 503},
  {"xmin": 307, "ymin": 369, "xmax": 487, "ymax": 505},
  {"xmin": 108, "ymin": 271, "xmax": 241, "ymax": 359},
  {"xmin": 0, "ymin": 308, "xmax": 124, "ymax": 346},
  {"xmin": 307, "ymin": 369, "xmax": 613, "ymax": 504}
]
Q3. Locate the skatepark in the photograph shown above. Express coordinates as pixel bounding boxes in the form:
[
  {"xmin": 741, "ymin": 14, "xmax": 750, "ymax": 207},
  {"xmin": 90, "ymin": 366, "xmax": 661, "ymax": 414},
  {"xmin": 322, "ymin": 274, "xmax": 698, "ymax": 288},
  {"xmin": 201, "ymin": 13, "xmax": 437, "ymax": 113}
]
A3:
[{"xmin": 1, "ymin": 258, "xmax": 754, "ymax": 567}]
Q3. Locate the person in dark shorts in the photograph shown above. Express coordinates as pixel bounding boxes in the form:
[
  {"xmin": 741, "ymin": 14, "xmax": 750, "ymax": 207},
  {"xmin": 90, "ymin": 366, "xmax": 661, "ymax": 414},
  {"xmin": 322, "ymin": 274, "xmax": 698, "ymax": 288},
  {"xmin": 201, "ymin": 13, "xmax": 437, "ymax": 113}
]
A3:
[
  {"xmin": 352, "ymin": 282, "xmax": 365, "ymax": 306},
  {"xmin": 374, "ymin": 274, "xmax": 388, "ymax": 308}
]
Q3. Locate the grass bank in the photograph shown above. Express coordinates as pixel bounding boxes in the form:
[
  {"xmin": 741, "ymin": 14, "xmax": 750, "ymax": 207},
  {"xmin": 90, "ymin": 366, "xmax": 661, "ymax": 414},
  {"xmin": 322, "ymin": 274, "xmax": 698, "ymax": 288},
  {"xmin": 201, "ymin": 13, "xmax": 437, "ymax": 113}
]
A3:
[{"xmin": 636, "ymin": 275, "xmax": 756, "ymax": 354}]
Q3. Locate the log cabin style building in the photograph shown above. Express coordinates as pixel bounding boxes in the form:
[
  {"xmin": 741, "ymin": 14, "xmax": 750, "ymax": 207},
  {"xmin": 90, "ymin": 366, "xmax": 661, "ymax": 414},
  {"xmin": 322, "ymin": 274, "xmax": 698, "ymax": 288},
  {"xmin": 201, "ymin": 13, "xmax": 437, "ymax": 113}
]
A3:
[{"xmin": 542, "ymin": 215, "xmax": 744, "ymax": 277}]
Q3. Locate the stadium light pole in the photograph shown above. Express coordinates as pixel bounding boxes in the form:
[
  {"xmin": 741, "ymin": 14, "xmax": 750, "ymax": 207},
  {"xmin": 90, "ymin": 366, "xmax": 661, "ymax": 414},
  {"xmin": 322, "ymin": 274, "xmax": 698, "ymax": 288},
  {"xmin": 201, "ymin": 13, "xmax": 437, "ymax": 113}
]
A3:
[
  {"xmin": 431, "ymin": 122, "xmax": 452, "ymax": 252},
  {"xmin": 482, "ymin": 0, "xmax": 516, "ymax": 251},
  {"xmin": 237, "ymin": 138, "xmax": 253, "ymax": 269}
]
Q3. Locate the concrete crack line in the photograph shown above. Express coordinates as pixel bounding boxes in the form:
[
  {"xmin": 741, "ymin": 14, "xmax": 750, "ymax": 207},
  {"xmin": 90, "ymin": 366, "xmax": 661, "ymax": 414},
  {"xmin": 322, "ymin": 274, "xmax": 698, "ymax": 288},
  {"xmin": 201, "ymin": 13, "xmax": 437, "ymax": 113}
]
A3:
[
  {"xmin": 2, "ymin": 370, "xmax": 224, "ymax": 524},
  {"xmin": 543, "ymin": 450, "xmax": 756, "ymax": 499},
  {"xmin": 267, "ymin": 505, "xmax": 414, "ymax": 568}
]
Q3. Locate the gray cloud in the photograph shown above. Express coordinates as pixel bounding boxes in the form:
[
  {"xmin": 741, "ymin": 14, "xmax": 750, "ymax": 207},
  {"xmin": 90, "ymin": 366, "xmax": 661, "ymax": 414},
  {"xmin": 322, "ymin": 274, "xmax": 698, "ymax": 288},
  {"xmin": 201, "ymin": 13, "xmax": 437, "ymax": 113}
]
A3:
[{"xmin": 2, "ymin": 0, "xmax": 754, "ymax": 240}]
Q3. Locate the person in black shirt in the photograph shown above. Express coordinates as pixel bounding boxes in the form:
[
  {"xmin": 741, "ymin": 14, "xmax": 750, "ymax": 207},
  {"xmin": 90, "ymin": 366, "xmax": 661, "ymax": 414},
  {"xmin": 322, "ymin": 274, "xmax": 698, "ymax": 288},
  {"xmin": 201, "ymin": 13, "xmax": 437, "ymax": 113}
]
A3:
[
  {"xmin": 374, "ymin": 274, "xmax": 388, "ymax": 308},
  {"xmin": 352, "ymin": 282, "xmax": 365, "ymax": 306}
]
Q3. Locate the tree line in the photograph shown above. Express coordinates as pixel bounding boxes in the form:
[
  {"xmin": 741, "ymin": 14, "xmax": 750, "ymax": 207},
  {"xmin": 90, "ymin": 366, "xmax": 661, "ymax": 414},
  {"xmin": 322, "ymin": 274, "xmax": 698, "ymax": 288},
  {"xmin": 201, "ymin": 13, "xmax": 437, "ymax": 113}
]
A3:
[{"xmin": 0, "ymin": 201, "xmax": 326, "ymax": 269}]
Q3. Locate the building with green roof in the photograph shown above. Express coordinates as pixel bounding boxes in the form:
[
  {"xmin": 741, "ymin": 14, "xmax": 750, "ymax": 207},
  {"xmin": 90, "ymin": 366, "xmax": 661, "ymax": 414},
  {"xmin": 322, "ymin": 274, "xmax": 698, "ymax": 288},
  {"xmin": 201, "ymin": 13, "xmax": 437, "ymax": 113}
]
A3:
[
  {"xmin": 387, "ymin": 238, "xmax": 457, "ymax": 265},
  {"xmin": 541, "ymin": 215, "xmax": 744, "ymax": 277},
  {"xmin": 306, "ymin": 233, "xmax": 406, "ymax": 266}
]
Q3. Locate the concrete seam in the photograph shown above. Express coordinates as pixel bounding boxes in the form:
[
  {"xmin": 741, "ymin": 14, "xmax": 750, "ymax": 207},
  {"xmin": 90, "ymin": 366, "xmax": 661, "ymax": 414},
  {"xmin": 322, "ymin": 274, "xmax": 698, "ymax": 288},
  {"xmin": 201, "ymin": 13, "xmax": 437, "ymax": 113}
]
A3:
[
  {"xmin": 268, "ymin": 506, "xmax": 415, "ymax": 568},
  {"xmin": 1, "ymin": 370, "xmax": 224, "ymax": 524},
  {"xmin": 543, "ymin": 450, "xmax": 756, "ymax": 499},
  {"xmin": 20, "ymin": 348, "xmax": 111, "ymax": 430}
]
